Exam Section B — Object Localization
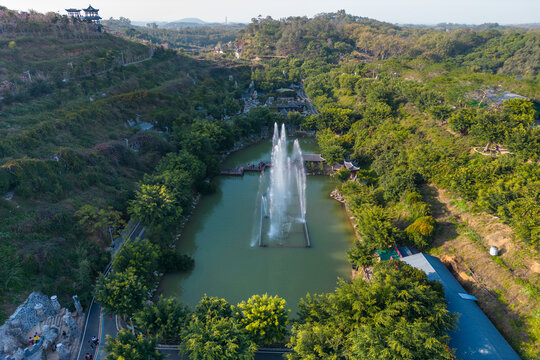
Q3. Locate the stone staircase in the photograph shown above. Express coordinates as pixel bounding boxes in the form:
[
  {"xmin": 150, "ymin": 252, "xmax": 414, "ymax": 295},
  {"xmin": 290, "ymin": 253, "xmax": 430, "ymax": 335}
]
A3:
[{"xmin": 29, "ymin": 310, "xmax": 84, "ymax": 360}]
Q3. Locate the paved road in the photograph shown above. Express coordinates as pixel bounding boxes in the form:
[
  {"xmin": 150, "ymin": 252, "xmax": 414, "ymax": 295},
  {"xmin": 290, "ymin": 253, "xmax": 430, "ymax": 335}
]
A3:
[{"xmin": 76, "ymin": 223, "xmax": 145, "ymax": 360}]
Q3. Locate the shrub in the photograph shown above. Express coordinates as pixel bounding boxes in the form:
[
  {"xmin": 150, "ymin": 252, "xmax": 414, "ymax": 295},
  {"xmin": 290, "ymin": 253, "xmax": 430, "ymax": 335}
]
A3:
[{"xmin": 406, "ymin": 216, "xmax": 436, "ymax": 249}]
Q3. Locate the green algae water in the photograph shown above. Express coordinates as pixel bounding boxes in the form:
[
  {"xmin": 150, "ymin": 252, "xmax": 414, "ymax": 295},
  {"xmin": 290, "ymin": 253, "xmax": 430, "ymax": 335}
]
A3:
[{"xmin": 159, "ymin": 138, "xmax": 355, "ymax": 315}]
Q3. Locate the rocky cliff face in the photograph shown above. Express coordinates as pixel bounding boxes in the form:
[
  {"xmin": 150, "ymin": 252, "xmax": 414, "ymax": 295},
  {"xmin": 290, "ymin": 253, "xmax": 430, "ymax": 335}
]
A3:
[{"xmin": 0, "ymin": 292, "xmax": 57, "ymax": 357}]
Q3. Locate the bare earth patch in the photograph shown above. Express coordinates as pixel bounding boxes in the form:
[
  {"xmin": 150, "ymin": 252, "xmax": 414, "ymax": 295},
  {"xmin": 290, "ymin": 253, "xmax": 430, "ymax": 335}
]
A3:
[{"xmin": 423, "ymin": 184, "xmax": 540, "ymax": 359}]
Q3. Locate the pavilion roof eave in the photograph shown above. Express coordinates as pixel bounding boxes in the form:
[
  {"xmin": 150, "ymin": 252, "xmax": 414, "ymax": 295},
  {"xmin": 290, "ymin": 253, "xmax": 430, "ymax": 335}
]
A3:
[{"xmin": 343, "ymin": 161, "xmax": 359, "ymax": 171}]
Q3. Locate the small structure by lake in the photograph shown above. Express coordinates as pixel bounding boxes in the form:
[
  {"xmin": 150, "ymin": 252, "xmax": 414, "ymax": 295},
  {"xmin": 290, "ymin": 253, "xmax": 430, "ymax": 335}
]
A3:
[{"xmin": 302, "ymin": 153, "xmax": 325, "ymax": 173}]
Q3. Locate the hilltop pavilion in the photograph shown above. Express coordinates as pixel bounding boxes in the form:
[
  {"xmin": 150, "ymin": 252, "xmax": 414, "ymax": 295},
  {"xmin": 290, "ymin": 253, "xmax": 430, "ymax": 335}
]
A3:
[{"xmin": 65, "ymin": 5, "xmax": 101, "ymax": 23}]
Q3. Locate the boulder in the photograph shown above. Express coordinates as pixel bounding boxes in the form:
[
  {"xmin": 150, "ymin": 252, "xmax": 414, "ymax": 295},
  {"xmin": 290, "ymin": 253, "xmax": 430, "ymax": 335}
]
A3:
[
  {"xmin": 40, "ymin": 325, "xmax": 59, "ymax": 349},
  {"xmin": 56, "ymin": 343, "xmax": 70, "ymax": 360},
  {"xmin": 0, "ymin": 292, "xmax": 57, "ymax": 358},
  {"xmin": 7, "ymin": 292, "xmax": 56, "ymax": 334},
  {"xmin": 62, "ymin": 311, "xmax": 78, "ymax": 339}
]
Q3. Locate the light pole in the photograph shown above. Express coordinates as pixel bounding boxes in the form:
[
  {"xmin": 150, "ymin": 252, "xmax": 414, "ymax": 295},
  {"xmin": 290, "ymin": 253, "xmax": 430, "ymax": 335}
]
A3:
[{"xmin": 108, "ymin": 226, "xmax": 116, "ymax": 246}]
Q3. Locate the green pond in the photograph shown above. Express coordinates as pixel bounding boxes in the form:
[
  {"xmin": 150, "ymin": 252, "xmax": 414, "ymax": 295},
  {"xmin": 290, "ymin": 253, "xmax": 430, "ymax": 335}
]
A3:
[{"xmin": 159, "ymin": 138, "xmax": 355, "ymax": 315}]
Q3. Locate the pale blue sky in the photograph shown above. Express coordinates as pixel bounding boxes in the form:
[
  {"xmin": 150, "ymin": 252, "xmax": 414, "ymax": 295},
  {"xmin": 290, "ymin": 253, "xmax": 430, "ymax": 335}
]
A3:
[{"xmin": 2, "ymin": 0, "xmax": 539, "ymax": 24}]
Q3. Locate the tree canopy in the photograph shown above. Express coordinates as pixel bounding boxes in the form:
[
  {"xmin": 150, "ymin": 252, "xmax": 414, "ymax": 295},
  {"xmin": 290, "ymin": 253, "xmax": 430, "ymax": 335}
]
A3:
[
  {"xmin": 105, "ymin": 329, "xmax": 164, "ymax": 360},
  {"xmin": 236, "ymin": 294, "xmax": 290, "ymax": 346},
  {"xmin": 287, "ymin": 260, "xmax": 456, "ymax": 360},
  {"xmin": 94, "ymin": 267, "xmax": 149, "ymax": 317}
]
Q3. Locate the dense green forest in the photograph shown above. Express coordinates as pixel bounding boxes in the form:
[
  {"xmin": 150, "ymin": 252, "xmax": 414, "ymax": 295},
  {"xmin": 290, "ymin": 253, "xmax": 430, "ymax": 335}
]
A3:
[
  {"xmin": 240, "ymin": 12, "xmax": 540, "ymax": 81},
  {"xmin": 1, "ymin": 7, "xmax": 540, "ymax": 360},
  {"xmin": 98, "ymin": 240, "xmax": 456, "ymax": 360},
  {"xmin": 94, "ymin": 12, "xmax": 539, "ymax": 360},
  {"xmin": 237, "ymin": 12, "xmax": 540, "ymax": 359}
]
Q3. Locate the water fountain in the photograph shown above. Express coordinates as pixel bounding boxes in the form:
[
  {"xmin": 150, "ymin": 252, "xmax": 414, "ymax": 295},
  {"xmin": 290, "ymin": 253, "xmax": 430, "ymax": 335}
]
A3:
[{"xmin": 258, "ymin": 123, "xmax": 310, "ymax": 247}]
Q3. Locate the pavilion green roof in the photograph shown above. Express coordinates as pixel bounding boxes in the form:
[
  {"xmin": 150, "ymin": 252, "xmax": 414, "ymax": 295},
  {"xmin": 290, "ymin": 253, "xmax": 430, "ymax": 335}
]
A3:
[{"xmin": 376, "ymin": 247, "xmax": 400, "ymax": 261}]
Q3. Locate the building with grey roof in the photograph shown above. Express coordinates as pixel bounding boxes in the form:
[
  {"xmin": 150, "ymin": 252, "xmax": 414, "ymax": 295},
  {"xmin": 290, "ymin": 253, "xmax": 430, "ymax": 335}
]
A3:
[
  {"xmin": 401, "ymin": 253, "xmax": 520, "ymax": 360},
  {"xmin": 302, "ymin": 153, "xmax": 325, "ymax": 162}
]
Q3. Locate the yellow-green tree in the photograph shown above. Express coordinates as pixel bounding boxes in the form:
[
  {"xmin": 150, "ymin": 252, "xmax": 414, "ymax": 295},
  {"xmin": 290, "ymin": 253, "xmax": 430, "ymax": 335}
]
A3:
[
  {"xmin": 180, "ymin": 296, "xmax": 257, "ymax": 360},
  {"xmin": 128, "ymin": 184, "xmax": 181, "ymax": 227},
  {"xmin": 94, "ymin": 267, "xmax": 149, "ymax": 317},
  {"xmin": 75, "ymin": 205, "xmax": 126, "ymax": 241},
  {"xmin": 105, "ymin": 329, "xmax": 163, "ymax": 360},
  {"xmin": 112, "ymin": 239, "xmax": 160, "ymax": 281},
  {"xmin": 134, "ymin": 296, "xmax": 189, "ymax": 342},
  {"xmin": 288, "ymin": 261, "xmax": 456, "ymax": 360},
  {"xmin": 448, "ymin": 107, "xmax": 477, "ymax": 135},
  {"xmin": 236, "ymin": 294, "xmax": 290, "ymax": 346},
  {"xmin": 503, "ymin": 98, "xmax": 536, "ymax": 125},
  {"xmin": 356, "ymin": 205, "xmax": 401, "ymax": 250},
  {"xmin": 317, "ymin": 128, "xmax": 347, "ymax": 165}
]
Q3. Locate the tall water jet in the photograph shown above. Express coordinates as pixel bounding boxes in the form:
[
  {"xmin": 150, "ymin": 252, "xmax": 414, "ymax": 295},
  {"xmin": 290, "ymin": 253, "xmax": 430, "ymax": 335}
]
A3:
[
  {"xmin": 268, "ymin": 123, "xmax": 289, "ymax": 239},
  {"xmin": 263, "ymin": 123, "xmax": 308, "ymax": 245},
  {"xmin": 292, "ymin": 139, "xmax": 307, "ymax": 221}
]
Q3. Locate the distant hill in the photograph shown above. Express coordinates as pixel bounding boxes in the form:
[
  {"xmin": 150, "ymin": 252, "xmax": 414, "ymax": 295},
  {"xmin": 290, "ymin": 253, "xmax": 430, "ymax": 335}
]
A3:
[
  {"xmin": 131, "ymin": 17, "xmax": 246, "ymax": 29},
  {"xmin": 131, "ymin": 19, "xmax": 210, "ymax": 27},
  {"xmin": 132, "ymin": 18, "xmax": 215, "ymax": 28},
  {"xmin": 238, "ymin": 11, "xmax": 540, "ymax": 79},
  {"xmin": 175, "ymin": 17, "xmax": 207, "ymax": 24},
  {"xmin": 0, "ymin": 9, "xmax": 150, "ymax": 85}
]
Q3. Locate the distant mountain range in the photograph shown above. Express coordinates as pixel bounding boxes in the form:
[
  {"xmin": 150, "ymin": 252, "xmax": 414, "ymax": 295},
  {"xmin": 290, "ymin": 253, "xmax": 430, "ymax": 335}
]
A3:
[{"xmin": 131, "ymin": 18, "xmax": 245, "ymax": 28}]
